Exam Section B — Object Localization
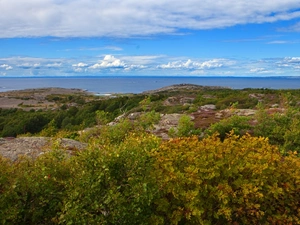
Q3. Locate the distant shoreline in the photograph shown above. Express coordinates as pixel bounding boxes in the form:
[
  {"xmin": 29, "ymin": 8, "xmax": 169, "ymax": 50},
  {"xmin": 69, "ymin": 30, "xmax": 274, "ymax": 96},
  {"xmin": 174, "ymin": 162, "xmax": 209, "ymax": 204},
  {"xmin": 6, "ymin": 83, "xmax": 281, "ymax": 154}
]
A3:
[
  {"xmin": 1, "ymin": 76, "xmax": 300, "ymax": 94},
  {"xmin": 0, "ymin": 87, "xmax": 91, "ymax": 110}
]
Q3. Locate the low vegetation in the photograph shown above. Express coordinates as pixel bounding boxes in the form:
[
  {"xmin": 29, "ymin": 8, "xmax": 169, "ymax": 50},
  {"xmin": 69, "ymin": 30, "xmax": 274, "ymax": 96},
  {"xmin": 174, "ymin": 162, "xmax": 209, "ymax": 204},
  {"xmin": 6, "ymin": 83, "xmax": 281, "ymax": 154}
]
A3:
[{"xmin": 1, "ymin": 85, "xmax": 300, "ymax": 224}]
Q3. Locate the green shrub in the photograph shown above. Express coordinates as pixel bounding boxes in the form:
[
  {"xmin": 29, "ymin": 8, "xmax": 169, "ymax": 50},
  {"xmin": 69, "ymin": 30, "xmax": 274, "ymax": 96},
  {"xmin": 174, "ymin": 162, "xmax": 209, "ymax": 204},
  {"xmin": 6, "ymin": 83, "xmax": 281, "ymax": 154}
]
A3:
[
  {"xmin": 1, "ymin": 132, "xmax": 300, "ymax": 224},
  {"xmin": 135, "ymin": 110, "xmax": 161, "ymax": 130},
  {"xmin": 0, "ymin": 150, "xmax": 71, "ymax": 224},
  {"xmin": 205, "ymin": 115, "xmax": 251, "ymax": 140},
  {"xmin": 59, "ymin": 133, "xmax": 161, "ymax": 224},
  {"xmin": 169, "ymin": 114, "xmax": 201, "ymax": 138},
  {"xmin": 151, "ymin": 134, "xmax": 300, "ymax": 224},
  {"xmin": 253, "ymin": 103, "xmax": 300, "ymax": 154}
]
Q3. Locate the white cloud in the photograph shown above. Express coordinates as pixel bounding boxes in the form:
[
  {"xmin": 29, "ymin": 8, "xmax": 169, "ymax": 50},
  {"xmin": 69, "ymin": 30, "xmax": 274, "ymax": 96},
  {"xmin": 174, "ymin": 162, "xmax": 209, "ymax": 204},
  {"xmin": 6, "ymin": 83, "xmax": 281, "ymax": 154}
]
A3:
[
  {"xmin": 88, "ymin": 55, "xmax": 152, "ymax": 72},
  {"xmin": 283, "ymin": 57, "xmax": 300, "ymax": 63},
  {"xmin": 0, "ymin": 0, "xmax": 300, "ymax": 38},
  {"xmin": 246, "ymin": 57, "xmax": 300, "ymax": 75},
  {"xmin": 0, "ymin": 57, "xmax": 69, "ymax": 76},
  {"xmin": 72, "ymin": 62, "xmax": 88, "ymax": 67},
  {"xmin": 1, "ymin": 55, "xmax": 300, "ymax": 76},
  {"xmin": 0, "ymin": 64, "xmax": 13, "ymax": 70},
  {"xmin": 250, "ymin": 68, "xmax": 265, "ymax": 73},
  {"xmin": 124, "ymin": 64, "xmax": 147, "ymax": 71},
  {"xmin": 89, "ymin": 55, "xmax": 127, "ymax": 69},
  {"xmin": 276, "ymin": 57, "xmax": 300, "ymax": 70},
  {"xmin": 200, "ymin": 59, "xmax": 225, "ymax": 69},
  {"xmin": 249, "ymin": 67, "xmax": 274, "ymax": 74},
  {"xmin": 72, "ymin": 62, "xmax": 89, "ymax": 73},
  {"xmin": 17, "ymin": 63, "xmax": 41, "ymax": 69},
  {"xmin": 158, "ymin": 59, "xmax": 234, "ymax": 70},
  {"xmin": 74, "ymin": 68, "xmax": 84, "ymax": 73},
  {"xmin": 120, "ymin": 55, "xmax": 164, "ymax": 65},
  {"xmin": 46, "ymin": 63, "xmax": 62, "ymax": 68}
]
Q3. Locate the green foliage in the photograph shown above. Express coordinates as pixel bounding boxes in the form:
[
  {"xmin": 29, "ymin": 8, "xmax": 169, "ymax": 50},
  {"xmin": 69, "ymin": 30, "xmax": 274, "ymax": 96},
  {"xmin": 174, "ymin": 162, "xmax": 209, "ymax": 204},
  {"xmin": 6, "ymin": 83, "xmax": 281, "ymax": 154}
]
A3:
[
  {"xmin": 169, "ymin": 114, "xmax": 201, "ymax": 138},
  {"xmin": 0, "ymin": 94, "xmax": 146, "ymax": 137},
  {"xmin": 215, "ymin": 95, "xmax": 258, "ymax": 109},
  {"xmin": 135, "ymin": 110, "xmax": 161, "ymax": 130},
  {"xmin": 0, "ymin": 150, "xmax": 71, "ymax": 224},
  {"xmin": 193, "ymin": 89, "xmax": 260, "ymax": 110},
  {"xmin": 1, "ymin": 112, "xmax": 51, "ymax": 137},
  {"xmin": 46, "ymin": 94, "xmax": 86, "ymax": 105},
  {"xmin": 3, "ymin": 86, "xmax": 300, "ymax": 224},
  {"xmin": 84, "ymin": 118, "xmax": 134, "ymax": 146},
  {"xmin": 253, "ymin": 103, "xmax": 300, "ymax": 154},
  {"xmin": 139, "ymin": 96, "xmax": 152, "ymax": 111},
  {"xmin": 283, "ymin": 116, "xmax": 300, "ymax": 154},
  {"xmin": 82, "ymin": 110, "xmax": 160, "ymax": 145},
  {"xmin": 206, "ymin": 115, "xmax": 251, "ymax": 140},
  {"xmin": 96, "ymin": 110, "xmax": 110, "ymax": 125},
  {"xmin": 194, "ymin": 94, "xmax": 217, "ymax": 106},
  {"xmin": 60, "ymin": 132, "xmax": 161, "ymax": 224},
  {"xmin": 39, "ymin": 119, "xmax": 58, "ymax": 137},
  {"xmin": 2, "ymin": 88, "xmax": 300, "ymax": 138},
  {"xmin": 1, "ymin": 131, "xmax": 300, "ymax": 224},
  {"xmin": 151, "ymin": 134, "xmax": 300, "ymax": 224}
]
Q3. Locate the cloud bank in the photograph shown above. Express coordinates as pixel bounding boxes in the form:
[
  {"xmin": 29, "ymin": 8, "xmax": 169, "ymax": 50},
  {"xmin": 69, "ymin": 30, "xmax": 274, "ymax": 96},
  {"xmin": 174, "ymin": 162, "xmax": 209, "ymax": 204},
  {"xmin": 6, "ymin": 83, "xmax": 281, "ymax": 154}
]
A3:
[
  {"xmin": 1, "ymin": 0, "xmax": 300, "ymax": 38},
  {"xmin": 1, "ymin": 55, "xmax": 300, "ymax": 77},
  {"xmin": 158, "ymin": 59, "xmax": 235, "ymax": 70}
]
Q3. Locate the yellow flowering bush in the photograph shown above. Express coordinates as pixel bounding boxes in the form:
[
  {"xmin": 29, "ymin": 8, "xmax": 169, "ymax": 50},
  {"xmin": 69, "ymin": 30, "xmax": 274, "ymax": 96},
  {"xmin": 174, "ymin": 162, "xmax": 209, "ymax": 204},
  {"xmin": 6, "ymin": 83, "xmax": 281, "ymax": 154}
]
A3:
[
  {"xmin": 1, "ymin": 132, "xmax": 300, "ymax": 224},
  {"xmin": 151, "ymin": 133, "xmax": 300, "ymax": 224}
]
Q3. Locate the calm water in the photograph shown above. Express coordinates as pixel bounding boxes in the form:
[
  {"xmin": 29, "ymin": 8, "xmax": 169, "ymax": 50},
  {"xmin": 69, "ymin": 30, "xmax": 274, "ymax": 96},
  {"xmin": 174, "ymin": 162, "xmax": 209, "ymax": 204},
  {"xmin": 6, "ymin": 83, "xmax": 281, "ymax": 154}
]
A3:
[{"xmin": 0, "ymin": 76, "xmax": 300, "ymax": 94}]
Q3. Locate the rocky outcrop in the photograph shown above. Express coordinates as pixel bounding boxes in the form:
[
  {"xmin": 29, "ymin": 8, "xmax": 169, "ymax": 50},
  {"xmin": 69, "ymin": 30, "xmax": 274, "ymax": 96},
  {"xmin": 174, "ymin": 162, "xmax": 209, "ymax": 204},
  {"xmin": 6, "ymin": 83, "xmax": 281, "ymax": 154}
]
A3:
[
  {"xmin": 163, "ymin": 96, "xmax": 195, "ymax": 106},
  {"xmin": 0, "ymin": 88, "xmax": 89, "ymax": 110},
  {"xmin": 199, "ymin": 104, "xmax": 216, "ymax": 110},
  {"xmin": 0, "ymin": 137, "xmax": 87, "ymax": 161},
  {"xmin": 143, "ymin": 84, "xmax": 230, "ymax": 94},
  {"xmin": 152, "ymin": 113, "xmax": 195, "ymax": 139}
]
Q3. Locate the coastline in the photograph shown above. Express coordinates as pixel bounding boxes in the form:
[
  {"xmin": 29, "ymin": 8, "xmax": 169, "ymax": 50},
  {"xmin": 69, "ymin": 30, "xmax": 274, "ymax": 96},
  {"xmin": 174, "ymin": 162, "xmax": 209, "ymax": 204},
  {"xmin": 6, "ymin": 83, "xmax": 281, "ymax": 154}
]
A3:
[
  {"xmin": 0, "ymin": 87, "xmax": 91, "ymax": 110},
  {"xmin": 1, "ymin": 76, "xmax": 300, "ymax": 94}
]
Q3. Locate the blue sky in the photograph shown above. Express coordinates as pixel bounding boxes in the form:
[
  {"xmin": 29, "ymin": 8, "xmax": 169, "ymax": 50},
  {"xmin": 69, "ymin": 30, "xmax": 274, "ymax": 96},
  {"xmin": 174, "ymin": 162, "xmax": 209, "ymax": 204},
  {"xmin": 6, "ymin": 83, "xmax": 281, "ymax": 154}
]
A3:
[{"xmin": 1, "ymin": 0, "xmax": 300, "ymax": 77}]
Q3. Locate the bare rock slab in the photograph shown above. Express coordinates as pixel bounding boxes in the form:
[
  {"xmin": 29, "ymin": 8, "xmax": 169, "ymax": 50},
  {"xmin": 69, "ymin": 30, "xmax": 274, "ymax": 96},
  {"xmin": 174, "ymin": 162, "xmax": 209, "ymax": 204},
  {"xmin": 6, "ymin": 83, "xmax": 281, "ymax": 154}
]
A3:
[{"xmin": 0, "ymin": 137, "xmax": 87, "ymax": 161}]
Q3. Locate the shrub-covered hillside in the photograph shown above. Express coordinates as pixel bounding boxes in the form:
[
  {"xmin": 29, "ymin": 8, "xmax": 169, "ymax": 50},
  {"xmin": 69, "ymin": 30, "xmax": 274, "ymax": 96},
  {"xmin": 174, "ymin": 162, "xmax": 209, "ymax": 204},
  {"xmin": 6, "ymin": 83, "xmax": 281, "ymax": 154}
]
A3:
[
  {"xmin": 1, "ymin": 130, "xmax": 300, "ymax": 224},
  {"xmin": 1, "ymin": 85, "xmax": 300, "ymax": 137},
  {"xmin": 1, "ymin": 85, "xmax": 300, "ymax": 224}
]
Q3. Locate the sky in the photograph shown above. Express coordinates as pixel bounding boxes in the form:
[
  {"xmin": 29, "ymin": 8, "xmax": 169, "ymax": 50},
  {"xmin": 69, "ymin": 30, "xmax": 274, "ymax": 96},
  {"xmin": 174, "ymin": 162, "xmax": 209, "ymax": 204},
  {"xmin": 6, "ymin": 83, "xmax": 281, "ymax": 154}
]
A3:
[{"xmin": 0, "ymin": 0, "xmax": 300, "ymax": 77}]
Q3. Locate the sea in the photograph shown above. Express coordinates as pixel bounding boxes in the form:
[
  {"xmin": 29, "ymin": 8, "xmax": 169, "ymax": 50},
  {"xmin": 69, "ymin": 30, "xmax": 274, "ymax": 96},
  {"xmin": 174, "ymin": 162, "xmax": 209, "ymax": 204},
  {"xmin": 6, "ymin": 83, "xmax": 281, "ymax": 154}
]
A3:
[{"xmin": 0, "ymin": 76, "xmax": 300, "ymax": 94}]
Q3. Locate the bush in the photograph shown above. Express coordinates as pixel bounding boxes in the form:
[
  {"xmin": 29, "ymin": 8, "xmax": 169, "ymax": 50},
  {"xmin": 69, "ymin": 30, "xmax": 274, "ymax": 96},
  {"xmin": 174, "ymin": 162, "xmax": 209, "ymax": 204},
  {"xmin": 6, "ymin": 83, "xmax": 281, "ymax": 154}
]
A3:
[
  {"xmin": 151, "ymin": 134, "xmax": 300, "ymax": 224},
  {"xmin": 1, "ymin": 127, "xmax": 300, "ymax": 224},
  {"xmin": 59, "ymin": 132, "xmax": 161, "ymax": 224},
  {"xmin": 0, "ymin": 150, "xmax": 71, "ymax": 224},
  {"xmin": 205, "ymin": 115, "xmax": 251, "ymax": 140},
  {"xmin": 135, "ymin": 110, "xmax": 161, "ymax": 130},
  {"xmin": 254, "ymin": 103, "xmax": 300, "ymax": 154},
  {"xmin": 169, "ymin": 114, "xmax": 201, "ymax": 138}
]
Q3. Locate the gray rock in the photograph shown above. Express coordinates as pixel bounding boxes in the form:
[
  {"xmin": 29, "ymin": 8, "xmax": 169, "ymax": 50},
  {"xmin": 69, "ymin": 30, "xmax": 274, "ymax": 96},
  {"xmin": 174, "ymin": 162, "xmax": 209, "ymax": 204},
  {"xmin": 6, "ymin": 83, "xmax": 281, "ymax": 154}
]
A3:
[
  {"xmin": 127, "ymin": 112, "xmax": 142, "ymax": 120},
  {"xmin": 200, "ymin": 104, "xmax": 216, "ymax": 110},
  {"xmin": 0, "ymin": 137, "xmax": 87, "ymax": 161},
  {"xmin": 235, "ymin": 109, "xmax": 256, "ymax": 116},
  {"xmin": 271, "ymin": 104, "xmax": 279, "ymax": 108}
]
